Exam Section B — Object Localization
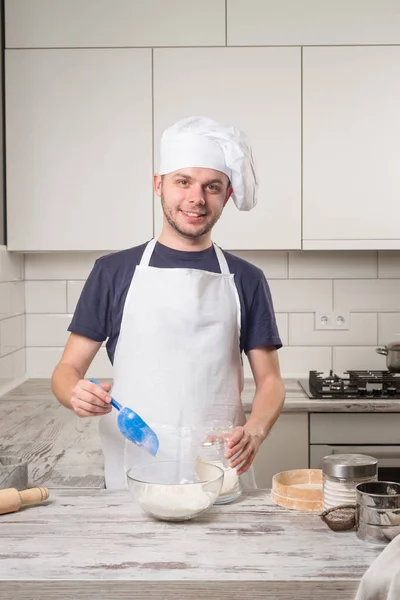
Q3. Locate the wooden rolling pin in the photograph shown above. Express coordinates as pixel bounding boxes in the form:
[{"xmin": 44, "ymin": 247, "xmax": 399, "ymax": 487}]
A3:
[{"xmin": 0, "ymin": 487, "xmax": 49, "ymax": 515}]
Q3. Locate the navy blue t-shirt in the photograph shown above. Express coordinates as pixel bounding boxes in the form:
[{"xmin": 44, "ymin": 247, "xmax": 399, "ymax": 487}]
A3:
[{"xmin": 68, "ymin": 241, "xmax": 282, "ymax": 363}]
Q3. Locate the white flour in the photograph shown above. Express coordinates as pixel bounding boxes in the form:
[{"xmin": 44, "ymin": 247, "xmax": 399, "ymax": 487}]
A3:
[
  {"xmin": 291, "ymin": 483, "xmax": 322, "ymax": 490},
  {"xmin": 137, "ymin": 484, "xmax": 214, "ymax": 520}
]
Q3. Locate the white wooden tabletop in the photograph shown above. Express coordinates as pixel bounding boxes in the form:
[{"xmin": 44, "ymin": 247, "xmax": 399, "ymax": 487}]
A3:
[{"xmin": 0, "ymin": 489, "xmax": 382, "ymax": 600}]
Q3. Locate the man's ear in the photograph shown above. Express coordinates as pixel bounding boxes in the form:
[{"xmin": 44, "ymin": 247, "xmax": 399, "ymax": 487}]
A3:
[
  {"xmin": 154, "ymin": 174, "xmax": 162, "ymax": 198},
  {"xmin": 224, "ymin": 184, "xmax": 233, "ymax": 207}
]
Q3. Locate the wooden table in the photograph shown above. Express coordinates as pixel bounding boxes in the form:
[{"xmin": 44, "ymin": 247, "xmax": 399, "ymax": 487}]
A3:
[{"xmin": 0, "ymin": 489, "xmax": 382, "ymax": 600}]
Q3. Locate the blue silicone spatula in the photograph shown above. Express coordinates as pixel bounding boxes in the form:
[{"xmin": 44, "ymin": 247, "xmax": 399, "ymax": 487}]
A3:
[{"xmin": 90, "ymin": 378, "xmax": 159, "ymax": 456}]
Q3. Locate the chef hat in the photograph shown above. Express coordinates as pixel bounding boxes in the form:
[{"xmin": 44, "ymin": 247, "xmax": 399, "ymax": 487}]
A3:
[{"xmin": 159, "ymin": 116, "xmax": 258, "ymax": 211}]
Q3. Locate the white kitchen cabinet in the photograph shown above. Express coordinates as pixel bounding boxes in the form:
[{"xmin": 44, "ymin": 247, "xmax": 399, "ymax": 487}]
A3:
[
  {"xmin": 153, "ymin": 48, "xmax": 301, "ymax": 250},
  {"xmin": 6, "ymin": 49, "xmax": 153, "ymax": 251},
  {"xmin": 245, "ymin": 412, "xmax": 309, "ymax": 488},
  {"xmin": 303, "ymin": 46, "xmax": 400, "ymax": 250},
  {"xmin": 5, "ymin": 0, "xmax": 225, "ymax": 48},
  {"xmin": 228, "ymin": 0, "xmax": 400, "ymax": 46}
]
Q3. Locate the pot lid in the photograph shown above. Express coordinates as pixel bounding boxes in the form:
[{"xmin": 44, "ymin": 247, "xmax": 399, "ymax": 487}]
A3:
[{"xmin": 387, "ymin": 341, "xmax": 400, "ymax": 350}]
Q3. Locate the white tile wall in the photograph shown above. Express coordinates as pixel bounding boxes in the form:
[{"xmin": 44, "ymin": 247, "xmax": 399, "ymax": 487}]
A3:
[
  {"xmin": 289, "ymin": 313, "xmax": 377, "ymax": 346},
  {"xmin": 230, "ymin": 251, "xmax": 288, "ymax": 279},
  {"xmin": 275, "ymin": 314, "xmax": 288, "ymax": 347},
  {"xmin": 289, "ymin": 251, "xmax": 377, "ymax": 279},
  {"xmin": 0, "ymin": 248, "xmax": 25, "ymax": 389},
  {"xmin": 243, "ymin": 345, "xmax": 333, "ymax": 379},
  {"xmin": 378, "ymin": 252, "xmax": 400, "ymax": 279},
  {"xmin": 25, "ymin": 347, "xmax": 64, "ymax": 378},
  {"xmin": 25, "ymin": 346, "xmax": 112, "ymax": 379},
  {"xmin": 67, "ymin": 281, "xmax": 85, "ymax": 313},
  {"xmin": 25, "ymin": 314, "xmax": 72, "ymax": 347},
  {"xmin": 269, "ymin": 279, "xmax": 333, "ymax": 312},
  {"xmin": 23, "ymin": 250, "xmax": 400, "ymax": 378},
  {"xmin": 0, "ymin": 348, "xmax": 25, "ymax": 382},
  {"xmin": 334, "ymin": 279, "xmax": 400, "ymax": 312},
  {"xmin": 0, "ymin": 314, "xmax": 24, "ymax": 356},
  {"xmin": 0, "ymin": 281, "xmax": 24, "ymax": 319},
  {"xmin": 0, "ymin": 249, "xmax": 23, "ymax": 281},
  {"xmin": 25, "ymin": 281, "xmax": 67, "ymax": 313},
  {"xmin": 25, "ymin": 252, "xmax": 104, "ymax": 280},
  {"xmin": 332, "ymin": 347, "xmax": 386, "ymax": 373},
  {"xmin": 278, "ymin": 346, "xmax": 332, "ymax": 377},
  {"xmin": 378, "ymin": 314, "xmax": 400, "ymax": 345}
]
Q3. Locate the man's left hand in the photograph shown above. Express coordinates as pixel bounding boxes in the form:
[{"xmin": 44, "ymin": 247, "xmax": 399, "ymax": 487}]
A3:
[{"xmin": 224, "ymin": 426, "xmax": 264, "ymax": 476}]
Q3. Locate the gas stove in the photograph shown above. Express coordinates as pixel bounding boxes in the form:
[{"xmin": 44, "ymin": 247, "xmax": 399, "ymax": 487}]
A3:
[{"xmin": 299, "ymin": 370, "xmax": 400, "ymax": 399}]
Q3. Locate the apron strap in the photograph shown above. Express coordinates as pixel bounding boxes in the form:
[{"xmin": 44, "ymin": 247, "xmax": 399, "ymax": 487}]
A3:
[
  {"xmin": 140, "ymin": 239, "xmax": 157, "ymax": 267},
  {"xmin": 213, "ymin": 243, "xmax": 230, "ymax": 275}
]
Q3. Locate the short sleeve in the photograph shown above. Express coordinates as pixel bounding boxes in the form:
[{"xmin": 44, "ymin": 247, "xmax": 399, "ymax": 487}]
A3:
[
  {"xmin": 244, "ymin": 274, "xmax": 282, "ymax": 354},
  {"xmin": 68, "ymin": 258, "xmax": 112, "ymax": 342}
]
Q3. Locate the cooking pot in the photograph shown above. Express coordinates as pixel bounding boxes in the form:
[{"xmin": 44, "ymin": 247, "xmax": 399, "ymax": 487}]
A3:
[{"xmin": 376, "ymin": 341, "xmax": 400, "ymax": 373}]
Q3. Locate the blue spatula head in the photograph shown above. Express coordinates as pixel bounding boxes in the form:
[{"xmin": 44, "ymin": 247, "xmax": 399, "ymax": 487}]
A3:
[
  {"xmin": 89, "ymin": 378, "xmax": 159, "ymax": 456},
  {"xmin": 117, "ymin": 407, "xmax": 159, "ymax": 456}
]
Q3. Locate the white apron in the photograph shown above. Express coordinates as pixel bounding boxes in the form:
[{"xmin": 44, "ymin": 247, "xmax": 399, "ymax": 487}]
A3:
[{"xmin": 99, "ymin": 239, "xmax": 257, "ymax": 490}]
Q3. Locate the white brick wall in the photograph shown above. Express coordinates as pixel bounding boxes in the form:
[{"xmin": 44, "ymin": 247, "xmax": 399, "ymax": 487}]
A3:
[
  {"xmin": 0, "ymin": 247, "xmax": 25, "ymax": 389},
  {"xmin": 24, "ymin": 250, "xmax": 400, "ymax": 378}
]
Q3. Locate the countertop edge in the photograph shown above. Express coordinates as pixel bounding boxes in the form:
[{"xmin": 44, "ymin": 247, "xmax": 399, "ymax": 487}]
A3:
[
  {"xmin": 0, "ymin": 580, "xmax": 362, "ymax": 599},
  {"xmin": 3, "ymin": 378, "xmax": 400, "ymax": 413}
]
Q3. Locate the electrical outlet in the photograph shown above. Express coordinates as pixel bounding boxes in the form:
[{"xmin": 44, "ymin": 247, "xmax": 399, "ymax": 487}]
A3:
[{"xmin": 315, "ymin": 311, "xmax": 350, "ymax": 330}]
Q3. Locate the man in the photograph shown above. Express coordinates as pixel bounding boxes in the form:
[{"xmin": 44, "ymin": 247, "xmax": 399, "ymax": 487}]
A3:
[{"xmin": 52, "ymin": 116, "xmax": 285, "ymax": 489}]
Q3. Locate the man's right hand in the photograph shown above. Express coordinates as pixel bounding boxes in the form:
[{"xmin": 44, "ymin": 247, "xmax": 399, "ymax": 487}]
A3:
[{"xmin": 71, "ymin": 380, "xmax": 112, "ymax": 418}]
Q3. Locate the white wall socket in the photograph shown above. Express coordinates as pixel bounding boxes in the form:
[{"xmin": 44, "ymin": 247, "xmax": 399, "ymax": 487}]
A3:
[{"xmin": 315, "ymin": 311, "xmax": 350, "ymax": 330}]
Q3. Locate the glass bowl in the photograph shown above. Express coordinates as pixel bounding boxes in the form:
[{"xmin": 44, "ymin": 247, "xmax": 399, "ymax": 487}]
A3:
[{"xmin": 126, "ymin": 460, "xmax": 224, "ymax": 522}]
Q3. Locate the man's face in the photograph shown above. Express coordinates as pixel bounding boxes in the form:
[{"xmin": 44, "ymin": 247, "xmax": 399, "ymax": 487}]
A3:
[{"xmin": 154, "ymin": 167, "xmax": 232, "ymax": 239}]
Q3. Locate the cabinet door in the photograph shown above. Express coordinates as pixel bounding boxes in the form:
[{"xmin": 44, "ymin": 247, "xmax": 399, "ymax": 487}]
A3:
[
  {"xmin": 303, "ymin": 46, "xmax": 400, "ymax": 250},
  {"xmin": 5, "ymin": 0, "xmax": 225, "ymax": 48},
  {"xmin": 153, "ymin": 48, "xmax": 301, "ymax": 250},
  {"xmin": 245, "ymin": 412, "xmax": 309, "ymax": 488},
  {"xmin": 6, "ymin": 49, "xmax": 153, "ymax": 251}
]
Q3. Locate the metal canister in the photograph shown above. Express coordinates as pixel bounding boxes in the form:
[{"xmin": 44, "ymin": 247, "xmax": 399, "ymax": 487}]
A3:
[
  {"xmin": 322, "ymin": 454, "xmax": 378, "ymax": 510},
  {"xmin": 356, "ymin": 481, "xmax": 400, "ymax": 544}
]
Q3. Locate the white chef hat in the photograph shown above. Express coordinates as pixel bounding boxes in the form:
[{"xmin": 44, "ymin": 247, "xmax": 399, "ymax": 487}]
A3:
[{"xmin": 159, "ymin": 116, "xmax": 258, "ymax": 211}]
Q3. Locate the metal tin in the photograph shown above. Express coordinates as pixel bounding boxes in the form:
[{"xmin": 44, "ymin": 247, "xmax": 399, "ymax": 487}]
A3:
[
  {"xmin": 356, "ymin": 481, "xmax": 400, "ymax": 544},
  {"xmin": 322, "ymin": 454, "xmax": 378, "ymax": 479},
  {"xmin": 356, "ymin": 481, "xmax": 400, "ymax": 509}
]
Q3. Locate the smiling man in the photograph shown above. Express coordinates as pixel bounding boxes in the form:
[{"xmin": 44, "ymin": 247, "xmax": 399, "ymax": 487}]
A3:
[{"xmin": 51, "ymin": 116, "xmax": 285, "ymax": 489}]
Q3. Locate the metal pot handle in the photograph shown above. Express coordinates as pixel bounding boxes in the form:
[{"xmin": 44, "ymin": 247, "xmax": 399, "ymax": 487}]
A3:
[{"xmin": 376, "ymin": 346, "xmax": 388, "ymax": 356}]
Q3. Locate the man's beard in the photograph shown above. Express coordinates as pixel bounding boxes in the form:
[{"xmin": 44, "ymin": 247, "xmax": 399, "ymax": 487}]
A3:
[{"xmin": 161, "ymin": 195, "xmax": 222, "ymax": 240}]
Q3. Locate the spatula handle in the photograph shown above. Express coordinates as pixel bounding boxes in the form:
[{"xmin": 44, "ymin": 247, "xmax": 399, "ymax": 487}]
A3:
[{"xmin": 90, "ymin": 378, "xmax": 122, "ymax": 411}]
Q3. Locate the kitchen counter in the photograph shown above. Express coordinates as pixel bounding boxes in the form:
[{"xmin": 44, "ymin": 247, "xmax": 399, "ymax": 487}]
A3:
[
  {"xmin": 6, "ymin": 377, "xmax": 400, "ymax": 413},
  {"xmin": 1, "ymin": 378, "xmax": 400, "ymax": 489},
  {"xmin": 243, "ymin": 379, "xmax": 400, "ymax": 413},
  {"xmin": 0, "ymin": 488, "xmax": 382, "ymax": 600}
]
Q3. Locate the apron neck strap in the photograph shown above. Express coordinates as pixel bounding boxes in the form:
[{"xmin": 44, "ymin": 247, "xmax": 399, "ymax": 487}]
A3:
[
  {"xmin": 213, "ymin": 243, "xmax": 230, "ymax": 275},
  {"xmin": 140, "ymin": 239, "xmax": 157, "ymax": 267},
  {"xmin": 140, "ymin": 239, "xmax": 230, "ymax": 275}
]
